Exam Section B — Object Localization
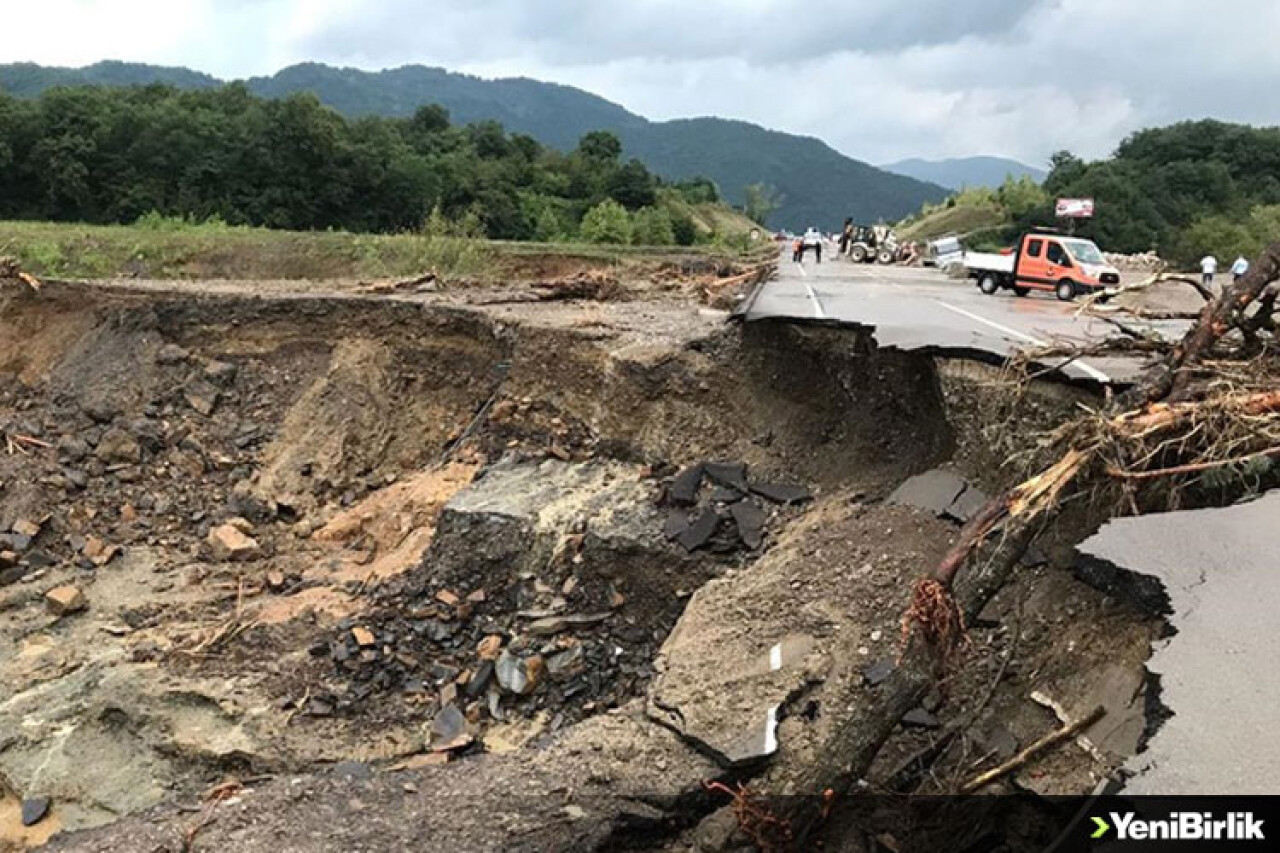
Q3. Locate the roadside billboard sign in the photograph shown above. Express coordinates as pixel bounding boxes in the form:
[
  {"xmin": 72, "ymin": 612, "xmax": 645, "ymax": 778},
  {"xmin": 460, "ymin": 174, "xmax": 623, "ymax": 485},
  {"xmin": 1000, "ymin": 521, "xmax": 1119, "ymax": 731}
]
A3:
[{"xmin": 1055, "ymin": 198, "xmax": 1095, "ymax": 218}]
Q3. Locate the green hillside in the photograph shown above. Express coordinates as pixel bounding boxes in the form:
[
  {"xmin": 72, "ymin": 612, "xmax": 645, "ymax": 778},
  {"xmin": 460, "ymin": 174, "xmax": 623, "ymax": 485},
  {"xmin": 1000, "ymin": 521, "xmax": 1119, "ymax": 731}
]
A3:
[{"xmin": 0, "ymin": 61, "xmax": 948, "ymax": 229}]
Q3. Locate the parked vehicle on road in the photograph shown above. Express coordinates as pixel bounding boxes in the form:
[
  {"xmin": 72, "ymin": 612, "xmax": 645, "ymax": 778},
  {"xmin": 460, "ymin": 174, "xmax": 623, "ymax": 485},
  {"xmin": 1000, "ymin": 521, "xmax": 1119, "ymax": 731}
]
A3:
[
  {"xmin": 924, "ymin": 234, "xmax": 964, "ymax": 271},
  {"xmin": 963, "ymin": 230, "xmax": 1120, "ymax": 301},
  {"xmin": 847, "ymin": 224, "xmax": 901, "ymax": 264}
]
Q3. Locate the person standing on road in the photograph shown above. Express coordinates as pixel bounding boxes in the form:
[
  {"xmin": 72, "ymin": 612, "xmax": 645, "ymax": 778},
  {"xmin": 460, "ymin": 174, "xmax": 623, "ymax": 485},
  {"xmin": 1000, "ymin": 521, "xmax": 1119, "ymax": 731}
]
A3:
[
  {"xmin": 1232, "ymin": 255, "xmax": 1249, "ymax": 282},
  {"xmin": 1200, "ymin": 253, "xmax": 1218, "ymax": 288},
  {"xmin": 839, "ymin": 218, "xmax": 853, "ymax": 257},
  {"xmin": 803, "ymin": 227, "xmax": 823, "ymax": 264}
]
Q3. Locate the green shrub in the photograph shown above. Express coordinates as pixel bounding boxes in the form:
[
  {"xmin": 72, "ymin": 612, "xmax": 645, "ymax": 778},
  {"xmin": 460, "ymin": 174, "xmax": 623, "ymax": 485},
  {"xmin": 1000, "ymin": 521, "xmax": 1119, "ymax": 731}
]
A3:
[
  {"xmin": 580, "ymin": 199, "xmax": 632, "ymax": 244},
  {"xmin": 631, "ymin": 206, "xmax": 675, "ymax": 246}
]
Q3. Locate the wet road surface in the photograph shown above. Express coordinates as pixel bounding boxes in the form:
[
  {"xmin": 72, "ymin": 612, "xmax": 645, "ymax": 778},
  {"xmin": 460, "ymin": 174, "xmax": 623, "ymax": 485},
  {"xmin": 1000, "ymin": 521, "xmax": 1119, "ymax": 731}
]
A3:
[{"xmin": 741, "ymin": 251, "xmax": 1190, "ymax": 384}]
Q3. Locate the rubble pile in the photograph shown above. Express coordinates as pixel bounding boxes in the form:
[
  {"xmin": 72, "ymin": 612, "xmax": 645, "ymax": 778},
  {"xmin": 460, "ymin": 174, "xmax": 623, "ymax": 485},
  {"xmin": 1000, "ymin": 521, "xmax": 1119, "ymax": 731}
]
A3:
[
  {"xmin": 301, "ymin": 458, "xmax": 813, "ymax": 754},
  {"xmin": 0, "ymin": 346, "xmax": 289, "ymax": 592},
  {"xmin": 1104, "ymin": 250, "xmax": 1165, "ymax": 273},
  {"xmin": 660, "ymin": 460, "xmax": 812, "ymax": 553}
]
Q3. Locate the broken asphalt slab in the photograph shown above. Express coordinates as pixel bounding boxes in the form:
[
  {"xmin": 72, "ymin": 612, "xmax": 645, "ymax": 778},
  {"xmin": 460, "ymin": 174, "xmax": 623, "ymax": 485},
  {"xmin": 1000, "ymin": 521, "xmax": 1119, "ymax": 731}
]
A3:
[
  {"xmin": 889, "ymin": 468, "xmax": 987, "ymax": 524},
  {"xmin": 1077, "ymin": 490, "xmax": 1280, "ymax": 794}
]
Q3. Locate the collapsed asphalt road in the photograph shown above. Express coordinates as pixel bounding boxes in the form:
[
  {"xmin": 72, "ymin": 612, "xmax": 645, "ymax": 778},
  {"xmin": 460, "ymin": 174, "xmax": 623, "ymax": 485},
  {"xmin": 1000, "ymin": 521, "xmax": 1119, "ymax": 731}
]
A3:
[
  {"xmin": 741, "ymin": 253, "xmax": 1191, "ymax": 384},
  {"xmin": 0, "ymin": 267, "xmax": 1257, "ymax": 852}
]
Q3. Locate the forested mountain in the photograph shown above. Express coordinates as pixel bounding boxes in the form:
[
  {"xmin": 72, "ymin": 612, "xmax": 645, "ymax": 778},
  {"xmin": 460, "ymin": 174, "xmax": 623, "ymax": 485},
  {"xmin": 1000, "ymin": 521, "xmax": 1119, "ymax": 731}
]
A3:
[
  {"xmin": 882, "ymin": 156, "xmax": 1046, "ymax": 190},
  {"xmin": 0, "ymin": 61, "xmax": 948, "ymax": 228},
  {"xmin": 0, "ymin": 84, "xmax": 728, "ymax": 245}
]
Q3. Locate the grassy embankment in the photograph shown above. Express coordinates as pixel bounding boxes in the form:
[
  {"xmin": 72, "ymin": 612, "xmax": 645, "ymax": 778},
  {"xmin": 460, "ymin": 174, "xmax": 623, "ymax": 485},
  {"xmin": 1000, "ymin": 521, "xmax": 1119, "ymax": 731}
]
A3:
[{"xmin": 0, "ymin": 203, "xmax": 763, "ymax": 282}]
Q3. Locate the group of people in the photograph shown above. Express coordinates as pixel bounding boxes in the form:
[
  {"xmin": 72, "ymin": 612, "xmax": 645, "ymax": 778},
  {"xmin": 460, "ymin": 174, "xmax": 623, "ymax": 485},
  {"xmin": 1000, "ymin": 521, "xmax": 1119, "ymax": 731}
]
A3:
[
  {"xmin": 791, "ymin": 227, "xmax": 826, "ymax": 263},
  {"xmin": 1200, "ymin": 253, "xmax": 1251, "ymax": 288}
]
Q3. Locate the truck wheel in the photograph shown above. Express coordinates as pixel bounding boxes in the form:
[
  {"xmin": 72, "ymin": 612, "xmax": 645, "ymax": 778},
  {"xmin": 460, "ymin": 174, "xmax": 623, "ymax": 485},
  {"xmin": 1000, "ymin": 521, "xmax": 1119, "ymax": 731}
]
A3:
[
  {"xmin": 1013, "ymin": 286, "xmax": 1030, "ymax": 297},
  {"xmin": 850, "ymin": 245, "xmax": 868, "ymax": 263},
  {"xmin": 979, "ymin": 275, "xmax": 1000, "ymax": 295},
  {"xmin": 877, "ymin": 249, "xmax": 895, "ymax": 264},
  {"xmin": 1056, "ymin": 279, "xmax": 1077, "ymax": 301}
]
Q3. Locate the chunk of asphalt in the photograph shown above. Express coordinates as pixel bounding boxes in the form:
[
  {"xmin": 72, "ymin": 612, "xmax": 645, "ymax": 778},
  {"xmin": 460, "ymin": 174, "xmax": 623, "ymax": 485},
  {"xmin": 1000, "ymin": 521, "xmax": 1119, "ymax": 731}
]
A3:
[
  {"xmin": 749, "ymin": 481, "xmax": 813, "ymax": 505},
  {"xmin": 667, "ymin": 464, "xmax": 704, "ymax": 506},
  {"xmin": 21, "ymin": 795, "xmax": 51, "ymax": 827},
  {"xmin": 710, "ymin": 486, "xmax": 744, "ymax": 503},
  {"xmin": 677, "ymin": 509, "xmax": 719, "ymax": 552},
  {"xmin": 729, "ymin": 501, "xmax": 767, "ymax": 550},
  {"xmin": 901, "ymin": 708, "xmax": 941, "ymax": 730},
  {"xmin": 944, "ymin": 484, "xmax": 989, "ymax": 524},
  {"xmin": 663, "ymin": 508, "xmax": 690, "ymax": 541},
  {"xmin": 704, "ymin": 461, "xmax": 749, "ymax": 493},
  {"xmin": 863, "ymin": 657, "xmax": 895, "ymax": 687},
  {"xmin": 888, "ymin": 469, "xmax": 968, "ymax": 518}
]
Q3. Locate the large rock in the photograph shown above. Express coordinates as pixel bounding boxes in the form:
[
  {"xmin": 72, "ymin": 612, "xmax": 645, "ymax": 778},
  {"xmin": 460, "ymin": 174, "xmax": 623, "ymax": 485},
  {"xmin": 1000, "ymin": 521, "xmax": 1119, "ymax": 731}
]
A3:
[
  {"xmin": 93, "ymin": 427, "xmax": 141, "ymax": 465},
  {"xmin": 426, "ymin": 458, "xmax": 708, "ymax": 622},
  {"xmin": 208, "ymin": 525, "xmax": 262, "ymax": 561}
]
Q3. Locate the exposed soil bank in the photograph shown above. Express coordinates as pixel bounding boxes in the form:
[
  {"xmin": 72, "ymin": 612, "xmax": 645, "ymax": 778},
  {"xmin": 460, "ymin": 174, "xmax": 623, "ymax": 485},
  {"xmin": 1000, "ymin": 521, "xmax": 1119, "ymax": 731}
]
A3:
[{"xmin": 1, "ymin": 280, "xmax": 1161, "ymax": 852}]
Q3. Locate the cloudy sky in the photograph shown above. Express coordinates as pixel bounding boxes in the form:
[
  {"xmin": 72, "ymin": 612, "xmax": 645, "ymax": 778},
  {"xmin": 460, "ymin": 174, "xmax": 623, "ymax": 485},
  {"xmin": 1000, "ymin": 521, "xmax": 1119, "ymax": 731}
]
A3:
[{"xmin": 6, "ymin": 0, "xmax": 1279, "ymax": 167}]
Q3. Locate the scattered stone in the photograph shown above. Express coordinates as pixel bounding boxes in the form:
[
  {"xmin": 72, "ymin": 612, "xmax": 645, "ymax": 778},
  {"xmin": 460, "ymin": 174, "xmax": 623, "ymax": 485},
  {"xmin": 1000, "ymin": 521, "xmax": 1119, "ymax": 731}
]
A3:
[
  {"xmin": 477, "ymin": 635, "xmax": 503, "ymax": 660},
  {"xmin": 203, "ymin": 359, "xmax": 239, "ymax": 386},
  {"xmin": 184, "ymin": 379, "xmax": 221, "ymax": 416},
  {"xmin": 351, "ymin": 627, "xmax": 376, "ymax": 648},
  {"xmin": 0, "ymin": 550, "xmax": 17, "ymax": 568},
  {"xmin": 430, "ymin": 705, "xmax": 472, "ymax": 752},
  {"xmin": 330, "ymin": 761, "xmax": 373, "ymax": 780},
  {"xmin": 82, "ymin": 536, "xmax": 121, "ymax": 567},
  {"xmin": 82, "ymin": 399, "xmax": 120, "ymax": 424},
  {"xmin": 45, "ymin": 585, "xmax": 87, "ymax": 617},
  {"xmin": 94, "ymin": 427, "xmax": 142, "ymax": 465},
  {"xmin": 466, "ymin": 661, "xmax": 495, "ymax": 698},
  {"xmin": 266, "ymin": 570, "xmax": 287, "ymax": 591},
  {"xmin": 863, "ymin": 658, "xmax": 895, "ymax": 687},
  {"xmin": 435, "ymin": 589, "xmax": 461, "ymax": 607},
  {"xmin": 155, "ymin": 343, "xmax": 190, "ymax": 365},
  {"xmin": 677, "ymin": 509, "xmax": 719, "ymax": 552},
  {"xmin": 56, "ymin": 435, "xmax": 91, "ymax": 463},
  {"xmin": 12, "ymin": 518, "xmax": 42, "ymax": 538},
  {"xmin": 207, "ymin": 524, "xmax": 262, "ymax": 561},
  {"xmin": 901, "ymin": 708, "xmax": 940, "ymax": 730},
  {"xmin": 547, "ymin": 645, "xmax": 585, "ymax": 678},
  {"xmin": 21, "ymin": 795, "xmax": 51, "ymax": 827},
  {"xmin": 495, "ymin": 650, "xmax": 544, "ymax": 695}
]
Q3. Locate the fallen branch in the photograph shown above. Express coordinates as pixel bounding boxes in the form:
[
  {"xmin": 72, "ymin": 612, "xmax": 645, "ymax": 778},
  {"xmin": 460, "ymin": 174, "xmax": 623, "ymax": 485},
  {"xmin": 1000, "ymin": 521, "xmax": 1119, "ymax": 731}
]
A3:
[
  {"xmin": 957, "ymin": 705, "xmax": 1106, "ymax": 794},
  {"xmin": 1106, "ymin": 445, "xmax": 1280, "ymax": 481}
]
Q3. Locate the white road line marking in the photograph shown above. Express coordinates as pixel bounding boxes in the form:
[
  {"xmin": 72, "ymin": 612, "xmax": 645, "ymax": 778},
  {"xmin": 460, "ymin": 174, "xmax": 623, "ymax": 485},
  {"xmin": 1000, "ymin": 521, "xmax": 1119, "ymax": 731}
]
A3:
[
  {"xmin": 936, "ymin": 301, "xmax": 1112, "ymax": 383},
  {"xmin": 794, "ymin": 265, "xmax": 826, "ymax": 320},
  {"xmin": 769, "ymin": 643, "xmax": 783, "ymax": 671},
  {"xmin": 764, "ymin": 705, "xmax": 779, "ymax": 754}
]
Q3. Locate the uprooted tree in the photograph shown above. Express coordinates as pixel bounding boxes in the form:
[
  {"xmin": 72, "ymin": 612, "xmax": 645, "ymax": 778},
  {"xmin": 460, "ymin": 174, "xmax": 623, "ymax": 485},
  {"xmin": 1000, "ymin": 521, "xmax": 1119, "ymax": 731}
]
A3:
[{"xmin": 738, "ymin": 242, "xmax": 1280, "ymax": 846}]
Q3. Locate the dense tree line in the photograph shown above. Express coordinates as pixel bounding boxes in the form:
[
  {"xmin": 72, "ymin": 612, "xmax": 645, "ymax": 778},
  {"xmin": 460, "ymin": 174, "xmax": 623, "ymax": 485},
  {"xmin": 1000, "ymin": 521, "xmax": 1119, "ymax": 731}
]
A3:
[
  {"xmin": 0, "ymin": 83, "xmax": 722, "ymax": 243},
  {"xmin": 1020, "ymin": 121, "xmax": 1280, "ymax": 264}
]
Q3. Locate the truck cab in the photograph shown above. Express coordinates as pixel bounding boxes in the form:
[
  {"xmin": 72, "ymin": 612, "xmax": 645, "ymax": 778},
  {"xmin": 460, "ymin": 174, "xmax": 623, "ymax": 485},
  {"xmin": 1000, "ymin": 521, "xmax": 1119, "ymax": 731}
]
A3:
[{"xmin": 966, "ymin": 231, "xmax": 1120, "ymax": 301}]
